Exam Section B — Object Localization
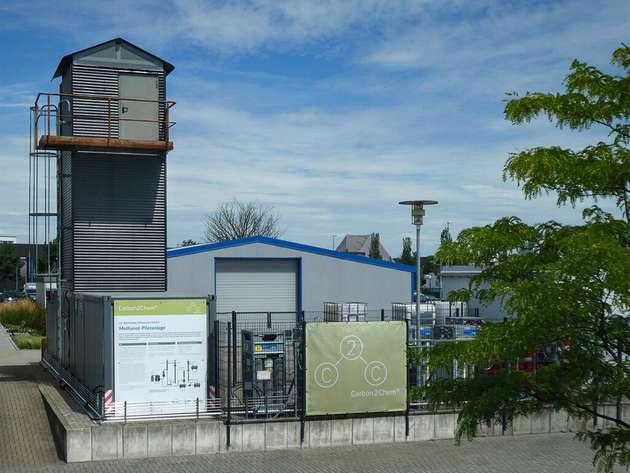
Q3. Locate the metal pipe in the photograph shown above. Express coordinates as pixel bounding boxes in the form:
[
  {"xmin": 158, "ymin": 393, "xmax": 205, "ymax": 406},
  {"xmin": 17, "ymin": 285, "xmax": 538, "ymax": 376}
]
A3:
[
  {"xmin": 56, "ymin": 151, "xmax": 63, "ymax": 361},
  {"xmin": 416, "ymin": 224, "xmax": 421, "ymax": 329},
  {"xmin": 405, "ymin": 317, "xmax": 410, "ymax": 437},
  {"xmin": 299, "ymin": 314, "xmax": 306, "ymax": 445},
  {"xmin": 33, "ymin": 106, "xmax": 38, "ymax": 150},
  {"xmin": 28, "ymin": 110, "xmax": 32, "ymax": 283}
]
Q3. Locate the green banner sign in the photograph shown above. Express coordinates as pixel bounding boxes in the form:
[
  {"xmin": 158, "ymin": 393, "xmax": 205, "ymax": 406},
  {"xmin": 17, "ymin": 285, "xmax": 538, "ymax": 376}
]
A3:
[
  {"xmin": 114, "ymin": 299, "xmax": 206, "ymax": 316},
  {"xmin": 306, "ymin": 321, "xmax": 407, "ymax": 416}
]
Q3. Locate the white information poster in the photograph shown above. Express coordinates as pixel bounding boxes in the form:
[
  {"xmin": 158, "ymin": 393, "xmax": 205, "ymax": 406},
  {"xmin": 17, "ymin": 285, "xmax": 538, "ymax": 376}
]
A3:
[{"xmin": 113, "ymin": 299, "xmax": 207, "ymax": 413}]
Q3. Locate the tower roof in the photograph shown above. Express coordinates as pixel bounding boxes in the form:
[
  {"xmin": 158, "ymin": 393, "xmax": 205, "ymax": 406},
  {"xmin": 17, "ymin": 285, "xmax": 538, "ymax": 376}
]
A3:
[{"xmin": 53, "ymin": 37, "xmax": 175, "ymax": 79}]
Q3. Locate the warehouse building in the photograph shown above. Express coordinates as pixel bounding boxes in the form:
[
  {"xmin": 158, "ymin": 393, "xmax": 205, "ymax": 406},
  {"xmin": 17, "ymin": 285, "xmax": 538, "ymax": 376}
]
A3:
[
  {"xmin": 167, "ymin": 236, "xmax": 415, "ymax": 314},
  {"xmin": 440, "ymin": 265, "xmax": 506, "ymax": 320}
]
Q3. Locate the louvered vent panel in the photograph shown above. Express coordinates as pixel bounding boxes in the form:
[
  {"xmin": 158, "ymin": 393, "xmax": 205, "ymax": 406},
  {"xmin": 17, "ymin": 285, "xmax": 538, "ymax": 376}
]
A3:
[
  {"xmin": 71, "ymin": 152, "xmax": 166, "ymax": 291},
  {"xmin": 71, "ymin": 65, "xmax": 119, "ymax": 138}
]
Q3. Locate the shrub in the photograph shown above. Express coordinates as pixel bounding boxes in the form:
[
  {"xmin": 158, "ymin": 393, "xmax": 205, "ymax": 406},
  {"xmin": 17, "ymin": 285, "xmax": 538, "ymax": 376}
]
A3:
[
  {"xmin": 0, "ymin": 299, "xmax": 45, "ymax": 333},
  {"xmin": 11, "ymin": 333, "xmax": 42, "ymax": 350}
]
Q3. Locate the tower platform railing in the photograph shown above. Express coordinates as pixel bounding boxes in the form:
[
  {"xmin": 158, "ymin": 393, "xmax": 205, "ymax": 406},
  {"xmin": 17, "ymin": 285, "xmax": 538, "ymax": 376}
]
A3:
[{"xmin": 33, "ymin": 92, "xmax": 176, "ymax": 152}]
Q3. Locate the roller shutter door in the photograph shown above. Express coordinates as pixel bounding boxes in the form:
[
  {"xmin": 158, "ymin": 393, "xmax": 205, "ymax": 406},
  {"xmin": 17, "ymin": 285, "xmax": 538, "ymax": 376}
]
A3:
[{"xmin": 216, "ymin": 259, "xmax": 297, "ymax": 313}]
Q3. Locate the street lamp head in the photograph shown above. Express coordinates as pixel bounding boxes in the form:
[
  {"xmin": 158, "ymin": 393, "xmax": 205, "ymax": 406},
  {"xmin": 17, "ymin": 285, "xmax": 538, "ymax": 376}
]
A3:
[{"xmin": 399, "ymin": 200, "xmax": 438, "ymax": 226}]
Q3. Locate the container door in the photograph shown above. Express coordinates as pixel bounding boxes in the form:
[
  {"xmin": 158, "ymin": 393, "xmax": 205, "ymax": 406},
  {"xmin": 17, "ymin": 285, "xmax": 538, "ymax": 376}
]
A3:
[{"xmin": 119, "ymin": 73, "xmax": 159, "ymax": 141}]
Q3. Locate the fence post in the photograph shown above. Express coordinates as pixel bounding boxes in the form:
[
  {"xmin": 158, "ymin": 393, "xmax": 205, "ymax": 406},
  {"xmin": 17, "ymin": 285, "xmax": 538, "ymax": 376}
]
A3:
[
  {"xmin": 124, "ymin": 401, "xmax": 127, "ymax": 423},
  {"xmin": 381, "ymin": 309, "xmax": 385, "ymax": 321},
  {"xmin": 231, "ymin": 311, "xmax": 237, "ymax": 386},
  {"xmin": 299, "ymin": 311, "xmax": 306, "ymax": 445},
  {"xmin": 617, "ymin": 338, "xmax": 623, "ymax": 422},
  {"xmin": 226, "ymin": 321, "xmax": 232, "ymax": 450},
  {"xmin": 405, "ymin": 318, "xmax": 410, "ymax": 437},
  {"xmin": 214, "ymin": 320, "xmax": 220, "ymax": 404}
]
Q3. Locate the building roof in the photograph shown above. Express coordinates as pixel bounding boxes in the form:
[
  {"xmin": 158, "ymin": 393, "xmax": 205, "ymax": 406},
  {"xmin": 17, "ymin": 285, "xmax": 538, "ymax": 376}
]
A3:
[
  {"xmin": 335, "ymin": 234, "xmax": 392, "ymax": 261},
  {"xmin": 53, "ymin": 37, "xmax": 175, "ymax": 78},
  {"xmin": 167, "ymin": 236, "xmax": 414, "ymax": 272},
  {"xmin": 440, "ymin": 265, "xmax": 483, "ymax": 277}
]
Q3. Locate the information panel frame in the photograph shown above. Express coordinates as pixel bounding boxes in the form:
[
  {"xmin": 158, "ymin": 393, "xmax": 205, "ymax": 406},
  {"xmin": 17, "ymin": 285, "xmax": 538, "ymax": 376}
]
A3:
[
  {"xmin": 305, "ymin": 321, "xmax": 407, "ymax": 416},
  {"xmin": 112, "ymin": 298, "xmax": 208, "ymax": 413}
]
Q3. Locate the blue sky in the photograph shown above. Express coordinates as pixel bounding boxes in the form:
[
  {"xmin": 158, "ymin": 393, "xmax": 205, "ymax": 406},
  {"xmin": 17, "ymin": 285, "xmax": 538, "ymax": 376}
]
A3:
[{"xmin": 0, "ymin": 0, "xmax": 628, "ymax": 256}]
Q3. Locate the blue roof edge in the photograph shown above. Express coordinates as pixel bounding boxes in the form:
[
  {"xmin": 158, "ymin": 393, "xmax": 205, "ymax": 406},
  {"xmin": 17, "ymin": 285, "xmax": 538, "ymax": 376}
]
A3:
[{"xmin": 167, "ymin": 236, "xmax": 415, "ymax": 272}]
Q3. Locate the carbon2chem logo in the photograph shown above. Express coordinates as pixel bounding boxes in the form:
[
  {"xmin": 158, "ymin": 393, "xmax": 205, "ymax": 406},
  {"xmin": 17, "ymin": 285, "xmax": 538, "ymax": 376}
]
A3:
[{"xmin": 313, "ymin": 334, "xmax": 388, "ymax": 389}]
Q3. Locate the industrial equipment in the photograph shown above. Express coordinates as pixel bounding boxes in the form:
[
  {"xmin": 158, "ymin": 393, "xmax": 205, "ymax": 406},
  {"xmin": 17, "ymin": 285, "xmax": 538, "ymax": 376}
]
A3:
[
  {"xmin": 241, "ymin": 329, "xmax": 289, "ymax": 402},
  {"xmin": 323, "ymin": 302, "xmax": 367, "ymax": 322}
]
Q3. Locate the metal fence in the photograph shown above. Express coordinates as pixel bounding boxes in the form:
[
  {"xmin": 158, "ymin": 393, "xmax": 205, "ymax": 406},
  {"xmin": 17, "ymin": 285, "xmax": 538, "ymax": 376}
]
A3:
[
  {"xmin": 213, "ymin": 312, "xmax": 303, "ymax": 421},
  {"xmin": 42, "ymin": 350, "xmax": 103, "ymax": 418},
  {"xmin": 42, "ymin": 309, "xmax": 491, "ymax": 422}
]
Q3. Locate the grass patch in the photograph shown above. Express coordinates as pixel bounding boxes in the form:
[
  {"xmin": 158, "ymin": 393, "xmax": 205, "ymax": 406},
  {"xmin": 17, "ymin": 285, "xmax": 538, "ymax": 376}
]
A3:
[
  {"xmin": 0, "ymin": 299, "xmax": 45, "ymax": 333},
  {"xmin": 11, "ymin": 332, "xmax": 42, "ymax": 350}
]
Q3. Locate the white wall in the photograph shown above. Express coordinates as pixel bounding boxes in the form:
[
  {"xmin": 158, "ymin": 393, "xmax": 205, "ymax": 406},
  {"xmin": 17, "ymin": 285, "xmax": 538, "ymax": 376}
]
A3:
[{"xmin": 440, "ymin": 265, "xmax": 506, "ymax": 321}]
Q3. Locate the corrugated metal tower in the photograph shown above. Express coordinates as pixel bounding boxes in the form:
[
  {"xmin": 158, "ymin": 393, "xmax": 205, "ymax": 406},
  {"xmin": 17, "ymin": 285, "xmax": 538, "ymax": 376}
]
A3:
[
  {"xmin": 33, "ymin": 38, "xmax": 175, "ymax": 293},
  {"xmin": 31, "ymin": 39, "xmax": 175, "ymax": 362}
]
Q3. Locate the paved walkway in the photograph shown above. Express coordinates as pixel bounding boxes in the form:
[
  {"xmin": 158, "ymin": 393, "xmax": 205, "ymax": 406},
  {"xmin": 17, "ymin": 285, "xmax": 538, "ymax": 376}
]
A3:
[
  {"xmin": 0, "ymin": 332, "xmax": 615, "ymax": 473},
  {"xmin": 0, "ymin": 321, "xmax": 18, "ymax": 351},
  {"xmin": 0, "ymin": 331, "xmax": 62, "ymax": 470},
  {"xmin": 3, "ymin": 433, "xmax": 611, "ymax": 473}
]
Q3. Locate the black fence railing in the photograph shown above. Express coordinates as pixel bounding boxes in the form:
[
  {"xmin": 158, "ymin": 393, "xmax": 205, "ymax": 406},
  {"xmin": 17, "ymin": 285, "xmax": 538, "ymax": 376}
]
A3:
[
  {"xmin": 212, "ymin": 312, "xmax": 303, "ymax": 422},
  {"xmin": 43, "ymin": 310, "xmax": 497, "ymax": 424}
]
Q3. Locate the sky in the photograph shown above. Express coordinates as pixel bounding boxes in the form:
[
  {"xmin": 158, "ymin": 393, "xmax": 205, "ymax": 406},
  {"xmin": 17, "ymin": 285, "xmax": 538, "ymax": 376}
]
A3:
[{"xmin": 0, "ymin": 0, "xmax": 628, "ymax": 256}]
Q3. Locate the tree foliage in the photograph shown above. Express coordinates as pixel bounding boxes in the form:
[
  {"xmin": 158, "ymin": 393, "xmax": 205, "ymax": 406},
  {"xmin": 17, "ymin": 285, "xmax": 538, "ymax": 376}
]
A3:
[
  {"xmin": 440, "ymin": 225, "xmax": 453, "ymax": 243},
  {"xmin": 395, "ymin": 237, "xmax": 415, "ymax": 265},
  {"xmin": 0, "ymin": 243, "xmax": 19, "ymax": 281},
  {"xmin": 203, "ymin": 200, "xmax": 283, "ymax": 242},
  {"xmin": 180, "ymin": 239, "xmax": 198, "ymax": 247},
  {"xmin": 427, "ymin": 45, "xmax": 630, "ymax": 472},
  {"xmin": 368, "ymin": 233, "xmax": 382, "ymax": 259}
]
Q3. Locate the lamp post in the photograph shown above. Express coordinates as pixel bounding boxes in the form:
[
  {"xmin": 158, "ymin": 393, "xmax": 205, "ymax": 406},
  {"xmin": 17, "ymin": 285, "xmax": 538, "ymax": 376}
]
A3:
[{"xmin": 399, "ymin": 200, "xmax": 438, "ymax": 325}]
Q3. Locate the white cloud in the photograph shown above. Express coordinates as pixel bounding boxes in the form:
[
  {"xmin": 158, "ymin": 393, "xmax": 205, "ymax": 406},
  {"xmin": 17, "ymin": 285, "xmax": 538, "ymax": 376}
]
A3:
[
  {"xmin": 0, "ymin": 0, "xmax": 627, "ymax": 255},
  {"xmin": 362, "ymin": 1, "xmax": 629, "ymax": 71},
  {"xmin": 164, "ymin": 86, "xmax": 619, "ymax": 252}
]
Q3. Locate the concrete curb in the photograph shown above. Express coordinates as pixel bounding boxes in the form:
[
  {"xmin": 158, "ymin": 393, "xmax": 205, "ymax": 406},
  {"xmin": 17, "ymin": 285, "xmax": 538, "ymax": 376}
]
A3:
[{"xmin": 40, "ymin": 377, "xmax": 630, "ymax": 464}]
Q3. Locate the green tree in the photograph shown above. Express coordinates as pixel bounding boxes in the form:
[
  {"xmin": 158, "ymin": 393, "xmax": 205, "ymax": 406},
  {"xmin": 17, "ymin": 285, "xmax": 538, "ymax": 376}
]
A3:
[
  {"xmin": 0, "ymin": 243, "xmax": 19, "ymax": 282},
  {"xmin": 425, "ymin": 46, "xmax": 630, "ymax": 472},
  {"xmin": 440, "ymin": 225, "xmax": 452, "ymax": 243},
  {"xmin": 395, "ymin": 237, "xmax": 415, "ymax": 265},
  {"xmin": 368, "ymin": 233, "xmax": 382, "ymax": 259}
]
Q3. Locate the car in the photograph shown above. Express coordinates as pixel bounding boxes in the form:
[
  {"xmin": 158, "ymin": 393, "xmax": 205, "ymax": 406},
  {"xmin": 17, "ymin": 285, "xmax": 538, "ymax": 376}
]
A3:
[
  {"xmin": 24, "ymin": 283, "xmax": 37, "ymax": 300},
  {"xmin": 0, "ymin": 291, "xmax": 27, "ymax": 303},
  {"xmin": 412, "ymin": 291, "xmax": 438, "ymax": 303}
]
